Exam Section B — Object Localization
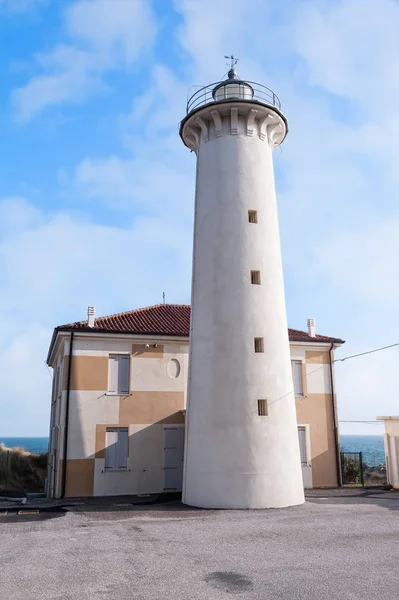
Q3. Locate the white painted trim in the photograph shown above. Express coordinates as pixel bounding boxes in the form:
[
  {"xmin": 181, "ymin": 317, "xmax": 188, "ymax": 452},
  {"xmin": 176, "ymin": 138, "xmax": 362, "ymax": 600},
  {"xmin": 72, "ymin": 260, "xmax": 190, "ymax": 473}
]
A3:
[
  {"xmin": 61, "ymin": 332, "xmax": 190, "ymax": 355},
  {"xmin": 289, "ymin": 341, "xmax": 343, "ymax": 350},
  {"xmin": 290, "ymin": 356, "xmax": 306, "ymax": 363},
  {"xmin": 50, "ymin": 329, "xmax": 341, "ymax": 361},
  {"xmin": 297, "ymin": 424, "xmax": 312, "ymax": 466}
]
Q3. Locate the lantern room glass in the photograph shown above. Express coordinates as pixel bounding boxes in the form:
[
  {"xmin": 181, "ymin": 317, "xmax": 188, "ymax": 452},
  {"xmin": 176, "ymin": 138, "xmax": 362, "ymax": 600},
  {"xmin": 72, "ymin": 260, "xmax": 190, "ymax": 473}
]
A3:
[{"xmin": 212, "ymin": 82, "xmax": 254, "ymax": 102}]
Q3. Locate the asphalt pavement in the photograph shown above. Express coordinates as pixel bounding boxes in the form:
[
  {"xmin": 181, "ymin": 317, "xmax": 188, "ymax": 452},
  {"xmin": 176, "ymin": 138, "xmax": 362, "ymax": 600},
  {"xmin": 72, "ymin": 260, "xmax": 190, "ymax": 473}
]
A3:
[{"xmin": 1, "ymin": 490, "xmax": 399, "ymax": 599}]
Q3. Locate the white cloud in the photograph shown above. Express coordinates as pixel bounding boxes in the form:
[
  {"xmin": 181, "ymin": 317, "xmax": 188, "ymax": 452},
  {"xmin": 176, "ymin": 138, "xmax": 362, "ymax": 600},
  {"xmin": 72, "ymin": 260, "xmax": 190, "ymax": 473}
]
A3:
[
  {"xmin": 66, "ymin": 0, "xmax": 156, "ymax": 67},
  {"xmin": 0, "ymin": 196, "xmax": 192, "ymax": 435},
  {"xmin": 0, "ymin": 324, "xmax": 52, "ymax": 438},
  {"xmin": 73, "ymin": 154, "xmax": 194, "ymax": 218},
  {"xmin": 295, "ymin": 0, "xmax": 399, "ymax": 108},
  {"xmin": 12, "ymin": 0, "xmax": 157, "ymax": 121}
]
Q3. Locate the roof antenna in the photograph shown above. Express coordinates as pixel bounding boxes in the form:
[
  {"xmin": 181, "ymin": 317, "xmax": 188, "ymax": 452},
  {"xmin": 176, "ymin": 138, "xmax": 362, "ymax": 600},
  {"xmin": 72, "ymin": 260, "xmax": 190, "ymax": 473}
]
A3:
[{"xmin": 162, "ymin": 292, "xmax": 166, "ymax": 305}]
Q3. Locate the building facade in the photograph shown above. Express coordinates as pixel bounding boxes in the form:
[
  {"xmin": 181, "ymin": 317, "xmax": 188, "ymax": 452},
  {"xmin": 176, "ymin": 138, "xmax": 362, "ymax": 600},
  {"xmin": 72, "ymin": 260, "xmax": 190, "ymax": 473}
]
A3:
[{"xmin": 46, "ymin": 304, "xmax": 344, "ymax": 498}]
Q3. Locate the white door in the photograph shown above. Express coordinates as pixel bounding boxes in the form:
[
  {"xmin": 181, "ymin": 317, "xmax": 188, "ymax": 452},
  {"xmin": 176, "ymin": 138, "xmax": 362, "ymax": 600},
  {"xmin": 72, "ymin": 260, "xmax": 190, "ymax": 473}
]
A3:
[
  {"xmin": 164, "ymin": 426, "xmax": 185, "ymax": 491},
  {"xmin": 298, "ymin": 425, "xmax": 313, "ymax": 489}
]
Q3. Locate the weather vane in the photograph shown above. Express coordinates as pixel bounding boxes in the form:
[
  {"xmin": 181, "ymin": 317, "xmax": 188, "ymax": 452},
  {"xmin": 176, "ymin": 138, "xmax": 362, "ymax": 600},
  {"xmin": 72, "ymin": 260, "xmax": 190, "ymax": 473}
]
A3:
[{"xmin": 224, "ymin": 54, "xmax": 239, "ymax": 70}]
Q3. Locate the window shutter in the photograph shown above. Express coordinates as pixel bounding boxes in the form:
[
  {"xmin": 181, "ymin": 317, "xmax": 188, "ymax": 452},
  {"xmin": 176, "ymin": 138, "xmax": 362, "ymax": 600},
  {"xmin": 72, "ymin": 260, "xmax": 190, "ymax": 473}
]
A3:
[
  {"xmin": 105, "ymin": 429, "xmax": 118, "ymax": 469},
  {"xmin": 118, "ymin": 356, "xmax": 130, "ymax": 395},
  {"xmin": 116, "ymin": 428, "xmax": 128, "ymax": 469},
  {"xmin": 291, "ymin": 361, "xmax": 303, "ymax": 396},
  {"xmin": 298, "ymin": 426, "xmax": 307, "ymax": 464},
  {"xmin": 109, "ymin": 355, "xmax": 130, "ymax": 394},
  {"xmin": 108, "ymin": 355, "xmax": 119, "ymax": 393},
  {"xmin": 105, "ymin": 428, "xmax": 128, "ymax": 470}
]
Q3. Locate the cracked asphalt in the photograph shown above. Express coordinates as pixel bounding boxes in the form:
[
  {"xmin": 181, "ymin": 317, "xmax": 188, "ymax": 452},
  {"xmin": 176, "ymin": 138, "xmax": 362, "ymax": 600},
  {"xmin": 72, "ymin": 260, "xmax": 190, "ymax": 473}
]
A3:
[{"xmin": 1, "ymin": 491, "xmax": 399, "ymax": 599}]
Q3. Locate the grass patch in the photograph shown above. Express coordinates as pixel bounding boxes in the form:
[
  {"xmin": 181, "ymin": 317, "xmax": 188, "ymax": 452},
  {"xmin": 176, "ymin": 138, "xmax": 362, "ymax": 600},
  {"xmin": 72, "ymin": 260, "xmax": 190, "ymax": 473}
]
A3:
[{"xmin": 0, "ymin": 443, "xmax": 48, "ymax": 496}]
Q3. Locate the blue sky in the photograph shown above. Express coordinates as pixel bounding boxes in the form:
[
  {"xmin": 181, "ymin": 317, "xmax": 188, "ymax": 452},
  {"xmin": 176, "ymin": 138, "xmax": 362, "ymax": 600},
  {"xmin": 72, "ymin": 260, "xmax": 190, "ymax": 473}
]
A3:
[{"xmin": 1, "ymin": 0, "xmax": 398, "ymax": 436}]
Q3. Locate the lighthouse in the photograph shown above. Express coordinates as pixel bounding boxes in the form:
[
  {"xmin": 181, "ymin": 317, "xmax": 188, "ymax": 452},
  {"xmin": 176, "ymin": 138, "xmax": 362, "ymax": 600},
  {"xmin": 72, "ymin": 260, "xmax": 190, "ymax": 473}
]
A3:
[{"xmin": 180, "ymin": 58, "xmax": 305, "ymax": 509}]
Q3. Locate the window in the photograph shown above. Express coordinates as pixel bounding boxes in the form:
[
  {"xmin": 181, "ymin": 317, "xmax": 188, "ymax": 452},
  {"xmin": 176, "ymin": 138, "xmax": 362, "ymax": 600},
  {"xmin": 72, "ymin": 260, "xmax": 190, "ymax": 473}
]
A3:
[
  {"xmin": 258, "ymin": 399, "xmax": 268, "ymax": 416},
  {"xmin": 105, "ymin": 428, "xmax": 128, "ymax": 470},
  {"xmin": 297, "ymin": 426, "xmax": 307, "ymax": 464},
  {"xmin": 251, "ymin": 270, "xmax": 261, "ymax": 285},
  {"xmin": 248, "ymin": 210, "xmax": 258, "ymax": 223},
  {"xmin": 108, "ymin": 354, "xmax": 130, "ymax": 394},
  {"xmin": 254, "ymin": 338, "xmax": 264, "ymax": 353},
  {"xmin": 291, "ymin": 360, "xmax": 303, "ymax": 396}
]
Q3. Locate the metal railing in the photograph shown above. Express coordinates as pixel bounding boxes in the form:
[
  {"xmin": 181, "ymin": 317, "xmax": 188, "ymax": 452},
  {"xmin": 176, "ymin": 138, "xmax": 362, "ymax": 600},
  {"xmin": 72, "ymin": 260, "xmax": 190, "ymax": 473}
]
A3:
[{"xmin": 186, "ymin": 81, "xmax": 281, "ymax": 114}]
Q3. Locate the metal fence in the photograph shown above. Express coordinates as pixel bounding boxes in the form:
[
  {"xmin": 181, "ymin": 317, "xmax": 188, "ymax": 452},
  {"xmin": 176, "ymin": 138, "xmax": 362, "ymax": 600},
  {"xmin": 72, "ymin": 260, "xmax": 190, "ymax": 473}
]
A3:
[
  {"xmin": 186, "ymin": 81, "xmax": 282, "ymax": 114},
  {"xmin": 341, "ymin": 451, "xmax": 387, "ymax": 487}
]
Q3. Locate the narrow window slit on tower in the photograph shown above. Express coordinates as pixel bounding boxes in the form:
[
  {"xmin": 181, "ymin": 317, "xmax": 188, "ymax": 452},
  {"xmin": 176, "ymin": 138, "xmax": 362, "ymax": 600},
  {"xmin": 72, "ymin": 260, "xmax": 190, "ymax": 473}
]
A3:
[
  {"xmin": 251, "ymin": 270, "xmax": 261, "ymax": 285},
  {"xmin": 258, "ymin": 399, "xmax": 268, "ymax": 416},
  {"xmin": 254, "ymin": 338, "xmax": 264, "ymax": 353},
  {"xmin": 248, "ymin": 210, "xmax": 258, "ymax": 223}
]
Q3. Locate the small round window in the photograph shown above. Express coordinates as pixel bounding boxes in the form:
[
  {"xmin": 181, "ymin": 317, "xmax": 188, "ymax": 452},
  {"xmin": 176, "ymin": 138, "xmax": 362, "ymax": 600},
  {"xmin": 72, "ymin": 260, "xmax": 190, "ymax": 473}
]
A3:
[{"xmin": 167, "ymin": 358, "xmax": 181, "ymax": 378}]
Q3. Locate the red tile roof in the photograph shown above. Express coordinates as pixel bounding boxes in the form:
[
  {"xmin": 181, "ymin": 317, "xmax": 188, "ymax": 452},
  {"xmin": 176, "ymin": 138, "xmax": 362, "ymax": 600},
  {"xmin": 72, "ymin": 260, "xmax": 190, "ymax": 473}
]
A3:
[{"xmin": 54, "ymin": 304, "xmax": 344, "ymax": 343}]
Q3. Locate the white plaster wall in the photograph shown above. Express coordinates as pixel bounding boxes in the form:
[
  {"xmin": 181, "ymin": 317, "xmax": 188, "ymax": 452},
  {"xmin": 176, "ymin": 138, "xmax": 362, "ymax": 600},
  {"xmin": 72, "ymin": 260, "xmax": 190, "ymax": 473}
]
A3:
[
  {"xmin": 93, "ymin": 424, "xmax": 165, "ymax": 496},
  {"xmin": 289, "ymin": 346, "xmax": 306, "ymax": 361},
  {"xmin": 71, "ymin": 338, "xmax": 133, "ymax": 355},
  {"xmin": 382, "ymin": 424, "xmax": 399, "ymax": 489},
  {"xmin": 130, "ymin": 345, "xmax": 188, "ymax": 393},
  {"xmin": 182, "ymin": 107, "xmax": 304, "ymax": 509},
  {"xmin": 384, "ymin": 420, "xmax": 399, "ymax": 436},
  {"xmin": 67, "ymin": 391, "xmax": 120, "ymax": 459},
  {"xmin": 306, "ymin": 364, "xmax": 331, "ymax": 394},
  {"xmin": 386, "ymin": 435, "xmax": 399, "ymax": 489}
]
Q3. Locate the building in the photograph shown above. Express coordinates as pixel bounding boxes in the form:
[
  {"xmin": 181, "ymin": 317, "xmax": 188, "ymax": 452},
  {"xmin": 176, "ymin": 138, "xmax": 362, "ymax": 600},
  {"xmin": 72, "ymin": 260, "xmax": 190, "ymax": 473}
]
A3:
[
  {"xmin": 376, "ymin": 416, "xmax": 399, "ymax": 489},
  {"xmin": 180, "ymin": 65, "xmax": 306, "ymax": 507},
  {"xmin": 46, "ymin": 304, "xmax": 344, "ymax": 499}
]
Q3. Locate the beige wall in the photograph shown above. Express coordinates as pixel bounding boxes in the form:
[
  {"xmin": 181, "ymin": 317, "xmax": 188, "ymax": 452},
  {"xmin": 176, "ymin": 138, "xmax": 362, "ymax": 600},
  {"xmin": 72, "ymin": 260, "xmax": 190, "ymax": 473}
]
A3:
[
  {"xmin": 296, "ymin": 394, "xmax": 338, "ymax": 487},
  {"xmin": 65, "ymin": 459, "xmax": 95, "ymax": 497},
  {"xmin": 119, "ymin": 392, "xmax": 185, "ymax": 424},
  {"xmin": 288, "ymin": 347, "xmax": 338, "ymax": 488}
]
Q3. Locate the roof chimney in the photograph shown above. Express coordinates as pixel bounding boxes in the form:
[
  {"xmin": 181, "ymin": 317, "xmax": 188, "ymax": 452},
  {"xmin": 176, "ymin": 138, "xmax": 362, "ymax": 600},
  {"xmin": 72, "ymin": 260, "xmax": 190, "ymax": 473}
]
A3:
[
  {"xmin": 87, "ymin": 306, "xmax": 96, "ymax": 328},
  {"xmin": 307, "ymin": 318, "xmax": 316, "ymax": 337}
]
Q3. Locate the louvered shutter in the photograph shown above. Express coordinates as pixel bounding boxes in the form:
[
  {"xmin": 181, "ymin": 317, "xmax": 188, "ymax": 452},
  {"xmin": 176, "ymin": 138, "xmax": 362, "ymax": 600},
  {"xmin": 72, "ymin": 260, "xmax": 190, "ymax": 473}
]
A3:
[
  {"xmin": 291, "ymin": 360, "xmax": 303, "ymax": 396},
  {"xmin": 118, "ymin": 355, "xmax": 130, "ymax": 395},
  {"xmin": 116, "ymin": 428, "xmax": 128, "ymax": 469},
  {"xmin": 105, "ymin": 428, "xmax": 128, "ymax": 470},
  {"xmin": 108, "ymin": 355, "xmax": 119, "ymax": 393},
  {"xmin": 105, "ymin": 429, "xmax": 118, "ymax": 469}
]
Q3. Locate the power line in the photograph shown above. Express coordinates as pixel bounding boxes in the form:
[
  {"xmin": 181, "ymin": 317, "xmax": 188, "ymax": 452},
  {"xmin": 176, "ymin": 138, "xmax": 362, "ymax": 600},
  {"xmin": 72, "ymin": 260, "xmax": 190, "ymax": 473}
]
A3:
[
  {"xmin": 334, "ymin": 342, "xmax": 399, "ymax": 363},
  {"xmin": 339, "ymin": 420, "xmax": 384, "ymax": 424}
]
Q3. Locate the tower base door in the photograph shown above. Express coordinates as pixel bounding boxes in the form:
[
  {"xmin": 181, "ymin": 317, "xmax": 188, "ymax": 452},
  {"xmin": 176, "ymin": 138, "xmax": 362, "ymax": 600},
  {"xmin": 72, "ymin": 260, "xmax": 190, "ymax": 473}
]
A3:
[{"xmin": 164, "ymin": 425, "xmax": 185, "ymax": 492}]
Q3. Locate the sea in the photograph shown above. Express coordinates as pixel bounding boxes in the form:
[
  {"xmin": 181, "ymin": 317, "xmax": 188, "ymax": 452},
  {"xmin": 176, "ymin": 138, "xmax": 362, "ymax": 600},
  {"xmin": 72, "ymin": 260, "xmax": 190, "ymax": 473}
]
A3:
[
  {"xmin": 0, "ymin": 434, "xmax": 386, "ymax": 465},
  {"xmin": 0, "ymin": 437, "xmax": 49, "ymax": 454},
  {"xmin": 340, "ymin": 435, "xmax": 385, "ymax": 466}
]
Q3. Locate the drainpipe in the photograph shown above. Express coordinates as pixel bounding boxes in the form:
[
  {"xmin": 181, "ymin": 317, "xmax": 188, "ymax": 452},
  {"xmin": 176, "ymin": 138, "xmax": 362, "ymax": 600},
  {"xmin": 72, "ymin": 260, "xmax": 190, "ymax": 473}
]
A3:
[
  {"xmin": 329, "ymin": 343, "xmax": 342, "ymax": 486},
  {"xmin": 61, "ymin": 331, "xmax": 74, "ymax": 498}
]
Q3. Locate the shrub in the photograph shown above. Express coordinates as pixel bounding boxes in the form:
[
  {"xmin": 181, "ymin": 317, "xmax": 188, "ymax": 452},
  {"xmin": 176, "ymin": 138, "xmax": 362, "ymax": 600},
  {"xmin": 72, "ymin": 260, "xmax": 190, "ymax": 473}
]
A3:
[{"xmin": 0, "ymin": 443, "xmax": 48, "ymax": 494}]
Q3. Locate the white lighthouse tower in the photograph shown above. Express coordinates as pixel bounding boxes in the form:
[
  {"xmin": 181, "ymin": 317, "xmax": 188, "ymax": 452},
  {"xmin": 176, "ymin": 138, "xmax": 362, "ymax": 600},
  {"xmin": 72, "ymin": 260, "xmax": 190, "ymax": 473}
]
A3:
[{"xmin": 180, "ymin": 58, "xmax": 305, "ymax": 509}]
